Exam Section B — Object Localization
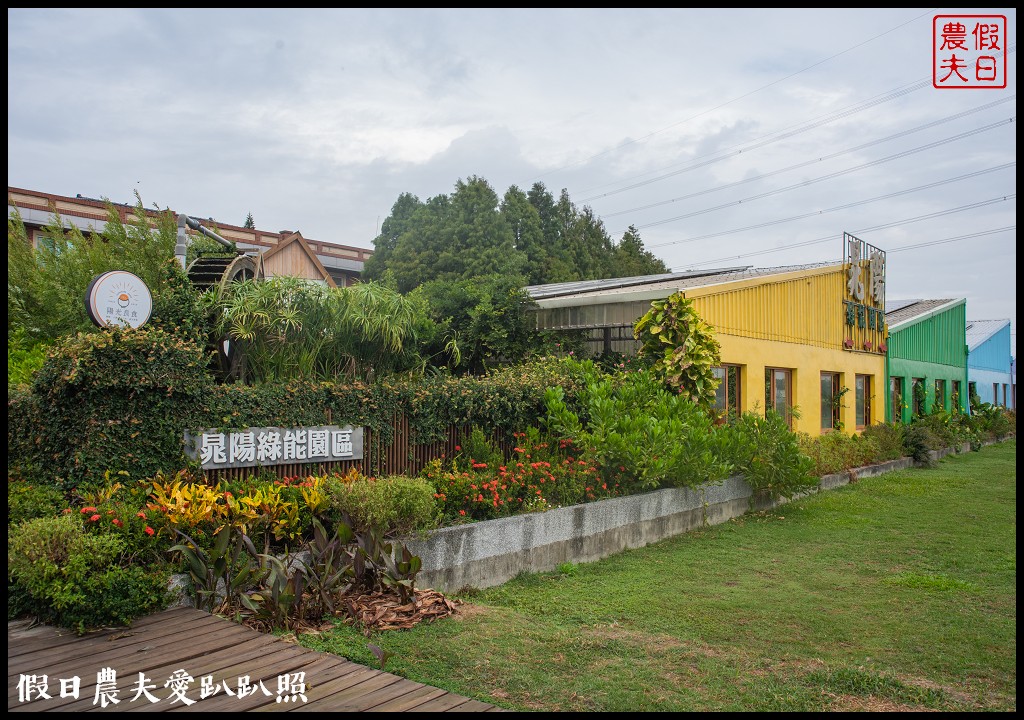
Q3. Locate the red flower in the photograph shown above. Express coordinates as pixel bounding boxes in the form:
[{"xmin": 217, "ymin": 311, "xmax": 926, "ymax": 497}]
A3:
[
  {"xmin": 136, "ymin": 511, "xmax": 147, "ymax": 519},
  {"xmin": 454, "ymin": 445, "xmax": 461, "ymax": 451},
  {"xmin": 80, "ymin": 506, "xmax": 97, "ymax": 514},
  {"xmin": 144, "ymin": 526, "xmax": 155, "ymax": 536},
  {"xmin": 112, "ymin": 519, "xmax": 123, "ymax": 528},
  {"xmin": 459, "ymin": 510, "xmax": 466, "ymax": 516},
  {"xmin": 89, "ymin": 514, "xmax": 101, "ymax": 522}
]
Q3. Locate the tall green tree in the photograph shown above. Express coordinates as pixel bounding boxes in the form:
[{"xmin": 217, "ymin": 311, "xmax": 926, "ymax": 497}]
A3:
[
  {"xmin": 386, "ymin": 177, "xmax": 525, "ymax": 293},
  {"xmin": 363, "ymin": 192, "xmax": 424, "ymax": 282},
  {"xmin": 7, "ymin": 192, "xmax": 181, "ymax": 343},
  {"xmin": 368, "ymin": 176, "xmax": 670, "ymax": 289},
  {"xmin": 413, "ymin": 272, "xmax": 542, "ymax": 375},
  {"xmin": 614, "ymin": 225, "xmax": 669, "ymax": 277},
  {"xmin": 243, "ymin": 212, "xmax": 255, "ymax": 229}
]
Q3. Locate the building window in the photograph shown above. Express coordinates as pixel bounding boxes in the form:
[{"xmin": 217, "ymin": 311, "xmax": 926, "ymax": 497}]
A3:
[
  {"xmin": 820, "ymin": 372, "xmax": 842, "ymax": 431},
  {"xmin": 994, "ymin": 383, "xmax": 1000, "ymax": 407},
  {"xmin": 912, "ymin": 378, "xmax": 926, "ymax": 418},
  {"xmin": 712, "ymin": 365, "xmax": 741, "ymax": 418},
  {"xmin": 855, "ymin": 375, "xmax": 872, "ymax": 429},
  {"xmin": 968, "ymin": 381, "xmax": 978, "ymax": 408},
  {"xmin": 765, "ymin": 367, "xmax": 793, "ymax": 428},
  {"xmin": 951, "ymin": 380, "xmax": 961, "ymax": 412},
  {"xmin": 1003, "ymin": 384, "xmax": 1009, "ymax": 407},
  {"xmin": 891, "ymin": 377, "xmax": 905, "ymax": 423},
  {"xmin": 934, "ymin": 379, "xmax": 946, "ymax": 412},
  {"xmin": 33, "ymin": 230, "xmax": 60, "ymax": 255}
]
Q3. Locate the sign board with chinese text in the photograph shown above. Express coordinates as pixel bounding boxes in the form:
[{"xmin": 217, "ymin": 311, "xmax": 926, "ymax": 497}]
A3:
[
  {"xmin": 184, "ymin": 425, "xmax": 363, "ymax": 471},
  {"xmin": 85, "ymin": 270, "xmax": 153, "ymax": 329},
  {"xmin": 842, "ymin": 232, "xmax": 887, "ymax": 353}
]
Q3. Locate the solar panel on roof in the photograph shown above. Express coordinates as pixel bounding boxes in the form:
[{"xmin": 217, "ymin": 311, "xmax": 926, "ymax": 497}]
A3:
[{"xmin": 524, "ymin": 267, "xmax": 751, "ymax": 300}]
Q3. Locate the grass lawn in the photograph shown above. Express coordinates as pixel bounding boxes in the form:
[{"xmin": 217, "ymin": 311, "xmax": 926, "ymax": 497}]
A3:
[{"xmin": 299, "ymin": 440, "xmax": 1017, "ymax": 711}]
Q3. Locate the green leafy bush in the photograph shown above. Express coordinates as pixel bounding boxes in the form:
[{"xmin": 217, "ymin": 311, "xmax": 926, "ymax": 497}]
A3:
[
  {"xmin": 860, "ymin": 423, "xmax": 906, "ymax": 461},
  {"xmin": 8, "ymin": 481, "xmax": 65, "ymax": 525},
  {"xmin": 7, "ymin": 329, "xmax": 48, "ymax": 387},
  {"xmin": 326, "ymin": 475, "xmax": 438, "ymax": 538},
  {"xmin": 8, "ymin": 514, "xmax": 170, "ymax": 632},
  {"xmin": 973, "ymin": 403, "xmax": 1014, "ymax": 441},
  {"xmin": 903, "ymin": 424, "xmax": 942, "ymax": 465},
  {"xmin": 544, "ymin": 362, "xmax": 732, "ymax": 493},
  {"xmin": 726, "ymin": 411, "xmax": 816, "ymax": 499},
  {"xmin": 633, "ymin": 292, "xmax": 721, "ymax": 407}
]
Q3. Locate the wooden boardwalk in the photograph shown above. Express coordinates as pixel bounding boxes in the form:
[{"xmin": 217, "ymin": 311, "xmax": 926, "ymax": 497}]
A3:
[{"xmin": 8, "ymin": 606, "xmax": 506, "ymax": 712}]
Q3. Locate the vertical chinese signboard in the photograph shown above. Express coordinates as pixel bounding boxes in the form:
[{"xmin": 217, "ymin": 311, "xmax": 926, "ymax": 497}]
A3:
[{"xmin": 842, "ymin": 232, "xmax": 887, "ymax": 354}]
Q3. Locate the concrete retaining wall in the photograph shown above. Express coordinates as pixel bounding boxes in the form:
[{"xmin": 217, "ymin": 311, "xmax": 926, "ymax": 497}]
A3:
[{"xmin": 406, "ymin": 455, "xmax": 923, "ymax": 592}]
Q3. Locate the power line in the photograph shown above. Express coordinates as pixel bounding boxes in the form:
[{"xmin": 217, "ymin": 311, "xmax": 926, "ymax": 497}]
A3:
[
  {"xmin": 579, "ymin": 80, "xmax": 931, "ymax": 201},
  {"xmin": 526, "ymin": 10, "xmax": 938, "ymax": 187},
  {"xmin": 627, "ymin": 118, "xmax": 1014, "ymax": 234},
  {"xmin": 886, "ymin": 227, "xmax": 1016, "ymax": 253},
  {"xmin": 600, "ymin": 96, "xmax": 1015, "ymax": 219},
  {"xmin": 574, "ymin": 44, "xmax": 1013, "ymax": 203},
  {"xmin": 638, "ymin": 163, "xmax": 1014, "ymax": 248},
  {"xmin": 674, "ymin": 194, "xmax": 1016, "ymax": 269}
]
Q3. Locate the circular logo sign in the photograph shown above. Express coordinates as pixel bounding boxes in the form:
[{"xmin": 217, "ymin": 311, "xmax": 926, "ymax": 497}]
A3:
[{"xmin": 85, "ymin": 271, "xmax": 153, "ymax": 329}]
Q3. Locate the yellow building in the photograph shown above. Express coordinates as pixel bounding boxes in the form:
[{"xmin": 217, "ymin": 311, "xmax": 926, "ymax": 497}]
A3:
[{"xmin": 528, "ymin": 256, "xmax": 888, "ymax": 437}]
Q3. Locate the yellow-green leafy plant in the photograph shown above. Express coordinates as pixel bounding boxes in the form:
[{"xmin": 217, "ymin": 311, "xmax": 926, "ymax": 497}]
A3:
[{"xmin": 634, "ymin": 292, "xmax": 722, "ymax": 408}]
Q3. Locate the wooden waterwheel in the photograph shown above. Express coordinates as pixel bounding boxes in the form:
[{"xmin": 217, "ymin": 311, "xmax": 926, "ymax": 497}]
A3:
[{"xmin": 185, "ymin": 253, "xmax": 260, "ymax": 292}]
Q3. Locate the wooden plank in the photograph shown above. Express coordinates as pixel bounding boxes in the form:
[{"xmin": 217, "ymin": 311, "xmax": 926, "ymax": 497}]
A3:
[
  {"xmin": 32, "ymin": 634, "xmax": 297, "ymax": 712},
  {"xmin": 325, "ymin": 679, "xmax": 437, "ymax": 712},
  {"xmin": 362, "ymin": 684, "xmax": 449, "ymax": 712},
  {"xmin": 8, "ymin": 608, "xmax": 503, "ymax": 713},
  {"xmin": 448, "ymin": 699, "xmax": 508, "ymax": 712},
  {"xmin": 8, "ymin": 615, "xmax": 251, "ymax": 680},
  {"xmin": 8, "ymin": 614, "xmax": 231, "ymax": 673},
  {"xmin": 162, "ymin": 656, "xmax": 343, "ymax": 713},
  {"xmin": 52, "ymin": 644, "xmax": 319, "ymax": 713},
  {"xmin": 276, "ymin": 670, "xmax": 406, "ymax": 712},
  {"xmin": 401, "ymin": 693, "xmax": 477, "ymax": 712}
]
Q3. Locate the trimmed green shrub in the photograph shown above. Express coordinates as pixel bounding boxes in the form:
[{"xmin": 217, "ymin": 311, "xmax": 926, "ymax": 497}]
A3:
[
  {"xmin": 727, "ymin": 411, "xmax": 816, "ymax": 499},
  {"xmin": 7, "ymin": 514, "xmax": 170, "ymax": 632},
  {"xmin": 903, "ymin": 424, "xmax": 943, "ymax": 465},
  {"xmin": 8, "ymin": 347, "xmax": 588, "ymax": 492},
  {"xmin": 326, "ymin": 475, "xmax": 438, "ymax": 538},
  {"xmin": 544, "ymin": 362, "xmax": 733, "ymax": 493},
  {"xmin": 8, "ymin": 481, "xmax": 65, "ymax": 525},
  {"xmin": 860, "ymin": 422, "xmax": 906, "ymax": 461}
]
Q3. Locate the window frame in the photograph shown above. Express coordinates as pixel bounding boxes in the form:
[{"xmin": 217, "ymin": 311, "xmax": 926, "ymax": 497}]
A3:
[
  {"xmin": 934, "ymin": 378, "xmax": 946, "ymax": 412},
  {"xmin": 820, "ymin": 371, "xmax": 842, "ymax": 432},
  {"xmin": 765, "ymin": 367, "xmax": 793, "ymax": 429},
  {"xmin": 712, "ymin": 364, "xmax": 742, "ymax": 419},
  {"xmin": 855, "ymin": 374, "xmax": 872, "ymax": 429},
  {"xmin": 891, "ymin": 376, "xmax": 904, "ymax": 423}
]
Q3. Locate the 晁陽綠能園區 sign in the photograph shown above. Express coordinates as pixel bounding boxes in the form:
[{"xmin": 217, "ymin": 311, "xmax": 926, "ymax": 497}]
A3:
[{"xmin": 184, "ymin": 425, "xmax": 363, "ymax": 470}]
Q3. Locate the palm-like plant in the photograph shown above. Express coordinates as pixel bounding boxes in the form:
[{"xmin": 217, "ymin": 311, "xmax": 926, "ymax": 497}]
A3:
[{"xmin": 208, "ymin": 277, "xmax": 429, "ymax": 384}]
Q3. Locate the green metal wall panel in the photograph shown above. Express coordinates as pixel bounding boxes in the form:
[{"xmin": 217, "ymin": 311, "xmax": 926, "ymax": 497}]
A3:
[{"xmin": 888, "ymin": 302, "xmax": 967, "ymax": 366}]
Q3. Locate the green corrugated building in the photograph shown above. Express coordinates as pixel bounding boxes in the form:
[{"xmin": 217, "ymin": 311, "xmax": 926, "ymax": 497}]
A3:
[{"xmin": 884, "ymin": 299, "xmax": 969, "ymax": 423}]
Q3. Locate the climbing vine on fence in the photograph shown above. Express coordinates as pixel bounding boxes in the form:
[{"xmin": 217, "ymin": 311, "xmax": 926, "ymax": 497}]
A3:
[{"xmin": 8, "ymin": 327, "xmax": 589, "ymax": 493}]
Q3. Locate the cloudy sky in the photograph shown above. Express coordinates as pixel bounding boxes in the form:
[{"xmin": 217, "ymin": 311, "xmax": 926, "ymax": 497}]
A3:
[{"xmin": 7, "ymin": 8, "xmax": 1016, "ymax": 353}]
